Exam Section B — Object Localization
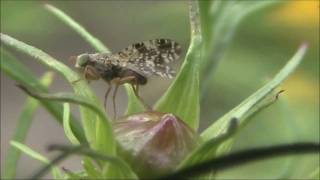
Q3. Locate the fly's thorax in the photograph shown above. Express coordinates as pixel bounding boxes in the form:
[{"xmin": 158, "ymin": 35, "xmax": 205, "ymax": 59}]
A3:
[{"xmin": 89, "ymin": 53, "xmax": 113, "ymax": 65}]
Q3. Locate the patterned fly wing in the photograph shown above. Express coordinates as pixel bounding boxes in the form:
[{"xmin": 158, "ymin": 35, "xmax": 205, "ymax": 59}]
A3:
[{"xmin": 112, "ymin": 39, "xmax": 182, "ymax": 78}]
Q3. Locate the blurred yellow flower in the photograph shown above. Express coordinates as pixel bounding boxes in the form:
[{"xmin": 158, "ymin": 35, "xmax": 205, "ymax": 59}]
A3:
[
  {"xmin": 270, "ymin": 1, "xmax": 319, "ymax": 27},
  {"xmin": 283, "ymin": 73, "xmax": 319, "ymax": 104}
]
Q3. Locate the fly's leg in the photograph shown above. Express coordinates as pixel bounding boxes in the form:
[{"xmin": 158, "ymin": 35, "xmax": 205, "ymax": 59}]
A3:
[
  {"xmin": 131, "ymin": 82, "xmax": 152, "ymax": 111},
  {"xmin": 112, "ymin": 83, "xmax": 120, "ymax": 120},
  {"xmin": 110, "ymin": 77, "xmax": 125, "ymax": 120},
  {"xmin": 84, "ymin": 65, "xmax": 100, "ymax": 81},
  {"xmin": 104, "ymin": 83, "xmax": 112, "ymax": 113},
  {"xmin": 110, "ymin": 76, "xmax": 152, "ymax": 119},
  {"xmin": 110, "ymin": 76, "xmax": 136, "ymax": 120},
  {"xmin": 117, "ymin": 76, "xmax": 152, "ymax": 110},
  {"xmin": 72, "ymin": 65, "xmax": 100, "ymax": 84},
  {"xmin": 110, "ymin": 76, "xmax": 137, "ymax": 120}
]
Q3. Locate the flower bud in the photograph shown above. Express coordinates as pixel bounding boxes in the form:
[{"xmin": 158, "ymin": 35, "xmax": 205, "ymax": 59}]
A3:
[{"xmin": 113, "ymin": 111, "xmax": 199, "ymax": 178}]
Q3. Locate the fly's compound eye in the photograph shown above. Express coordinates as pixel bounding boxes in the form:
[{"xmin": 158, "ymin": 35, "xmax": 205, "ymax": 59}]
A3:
[{"xmin": 75, "ymin": 54, "xmax": 90, "ymax": 68}]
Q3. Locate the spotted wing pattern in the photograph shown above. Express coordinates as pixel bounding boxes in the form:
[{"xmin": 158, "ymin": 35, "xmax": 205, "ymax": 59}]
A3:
[{"xmin": 112, "ymin": 39, "xmax": 182, "ymax": 78}]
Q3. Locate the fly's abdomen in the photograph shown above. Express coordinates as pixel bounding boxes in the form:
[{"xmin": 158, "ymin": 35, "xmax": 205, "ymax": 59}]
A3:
[{"xmin": 119, "ymin": 69, "xmax": 147, "ymax": 85}]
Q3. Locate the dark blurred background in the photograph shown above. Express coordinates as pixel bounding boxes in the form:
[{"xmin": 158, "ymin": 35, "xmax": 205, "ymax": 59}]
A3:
[{"xmin": 1, "ymin": 1, "xmax": 319, "ymax": 178}]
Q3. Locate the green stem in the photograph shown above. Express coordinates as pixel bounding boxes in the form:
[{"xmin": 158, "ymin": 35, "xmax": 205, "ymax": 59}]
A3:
[{"xmin": 160, "ymin": 143, "xmax": 320, "ymax": 179}]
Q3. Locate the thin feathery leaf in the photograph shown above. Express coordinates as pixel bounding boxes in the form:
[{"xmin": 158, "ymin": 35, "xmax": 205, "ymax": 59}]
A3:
[
  {"xmin": 201, "ymin": 44, "xmax": 308, "ymax": 141},
  {"xmin": 63, "ymin": 103, "xmax": 80, "ymax": 145},
  {"xmin": 10, "ymin": 141, "xmax": 62, "ymax": 179},
  {"xmin": 0, "ymin": 49, "xmax": 86, "ymax": 143},
  {"xmin": 1, "ymin": 33, "xmax": 115, "ymax": 156},
  {"xmin": 31, "ymin": 145, "xmax": 138, "ymax": 179},
  {"xmin": 2, "ymin": 72, "xmax": 54, "ymax": 179},
  {"xmin": 181, "ymin": 44, "xmax": 308, "ymax": 174}
]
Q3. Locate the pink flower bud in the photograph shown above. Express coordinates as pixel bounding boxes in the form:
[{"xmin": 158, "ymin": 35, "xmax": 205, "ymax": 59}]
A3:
[{"xmin": 113, "ymin": 112, "xmax": 199, "ymax": 178}]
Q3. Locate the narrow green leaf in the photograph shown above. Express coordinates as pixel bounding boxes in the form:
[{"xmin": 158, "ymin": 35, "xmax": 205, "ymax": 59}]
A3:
[
  {"xmin": 3, "ymin": 99, "xmax": 39, "ymax": 179},
  {"xmin": 183, "ymin": 98, "xmax": 299, "ymax": 179},
  {"xmin": 2, "ymin": 72, "xmax": 54, "ymax": 179},
  {"xmin": 200, "ymin": 0, "xmax": 278, "ymax": 94},
  {"xmin": 0, "ymin": 49, "xmax": 86, "ymax": 143},
  {"xmin": 44, "ymin": 3, "xmax": 144, "ymax": 115},
  {"xmin": 18, "ymin": 86, "xmax": 107, "ymax": 132},
  {"xmin": 183, "ymin": 44, "xmax": 308, "ymax": 176},
  {"xmin": 125, "ymin": 85, "xmax": 145, "ymax": 115},
  {"xmin": 82, "ymin": 158, "xmax": 101, "ymax": 178},
  {"xmin": 201, "ymin": 44, "xmax": 308, "ymax": 141},
  {"xmin": 17, "ymin": 84, "xmax": 115, "ymax": 159},
  {"xmin": 44, "ymin": 4, "xmax": 109, "ymax": 53},
  {"xmin": 63, "ymin": 170, "xmax": 83, "ymax": 179},
  {"xmin": 31, "ymin": 145, "xmax": 137, "ymax": 179},
  {"xmin": 0, "ymin": 33, "xmax": 115, "ymax": 156},
  {"xmin": 10, "ymin": 141, "xmax": 62, "ymax": 179},
  {"xmin": 103, "ymin": 164, "xmax": 138, "ymax": 179},
  {"xmin": 195, "ymin": 45, "xmax": 308, "ymax": 171},
  {"xmin": 179, "ymin": 118, "xmax": 238, "ymax": 169},
  {"xmin": 63, "ymin": 103, "xmax": 80, "ymax": 145},
  {"xmin": 155, "ymin": 1, "xmax": 202, "ymax": 130}
]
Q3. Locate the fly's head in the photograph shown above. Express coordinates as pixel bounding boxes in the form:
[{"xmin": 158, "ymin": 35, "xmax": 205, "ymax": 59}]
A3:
[{"xmin": 75, "ymin": 53, "xmax": 90, "ymax": 69}]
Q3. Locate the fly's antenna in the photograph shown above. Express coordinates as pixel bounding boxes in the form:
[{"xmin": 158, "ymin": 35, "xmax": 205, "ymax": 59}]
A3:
[{"xmin": 68, "ymin": 55, "xmax": 77, "ymax": 64}]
